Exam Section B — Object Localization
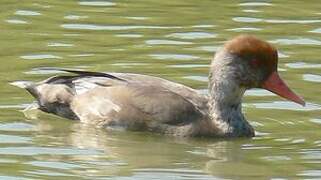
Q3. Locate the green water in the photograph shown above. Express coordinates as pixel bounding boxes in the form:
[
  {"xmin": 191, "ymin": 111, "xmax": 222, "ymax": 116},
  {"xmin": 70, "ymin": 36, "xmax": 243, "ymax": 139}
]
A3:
[{"xmin": 0, "ymin": 0, "xmax": 321, "ymax": 179}]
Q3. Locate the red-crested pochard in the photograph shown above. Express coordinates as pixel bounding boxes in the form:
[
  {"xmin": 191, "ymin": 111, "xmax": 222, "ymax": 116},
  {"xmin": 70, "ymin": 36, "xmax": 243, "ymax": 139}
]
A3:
[{"xmin": 13, "ymin": 35, "xmax": 305, "ymax": 137}]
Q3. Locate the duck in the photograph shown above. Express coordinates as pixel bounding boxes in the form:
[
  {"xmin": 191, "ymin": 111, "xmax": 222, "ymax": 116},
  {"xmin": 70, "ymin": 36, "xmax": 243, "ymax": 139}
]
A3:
[{"xmin": 13, "ymin": 35, "xmax": 305, "ymax": 137}]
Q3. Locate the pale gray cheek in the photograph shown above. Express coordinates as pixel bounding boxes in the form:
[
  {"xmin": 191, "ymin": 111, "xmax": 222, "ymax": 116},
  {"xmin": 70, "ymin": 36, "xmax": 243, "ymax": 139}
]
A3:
[{"xmin": 239, "ymin": 65, "xmax": 261, "ymax": 88}]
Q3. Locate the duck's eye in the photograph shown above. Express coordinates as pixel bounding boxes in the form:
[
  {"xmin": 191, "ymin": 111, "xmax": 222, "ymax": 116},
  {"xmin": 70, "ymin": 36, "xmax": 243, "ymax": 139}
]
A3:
[{"xmin": 249, "ymin": 59, "xmax": 260, "ymax": 68}]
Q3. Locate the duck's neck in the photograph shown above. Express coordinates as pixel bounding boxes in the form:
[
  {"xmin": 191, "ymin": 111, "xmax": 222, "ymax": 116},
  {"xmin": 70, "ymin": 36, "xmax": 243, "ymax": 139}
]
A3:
[{"xmin": 208, "ymin": 53, "xmax": 254, "ymax": 137}]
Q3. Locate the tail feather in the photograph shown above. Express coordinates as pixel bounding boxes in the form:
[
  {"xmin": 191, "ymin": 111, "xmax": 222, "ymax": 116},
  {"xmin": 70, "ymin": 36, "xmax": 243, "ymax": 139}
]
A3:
[
  {"xmin": 10, "ymin": 81, "xmax": 34, "ymax": 89},
  {"xmin": 10, "ymin": 81, "xmax": 38, "ymax": 98}
]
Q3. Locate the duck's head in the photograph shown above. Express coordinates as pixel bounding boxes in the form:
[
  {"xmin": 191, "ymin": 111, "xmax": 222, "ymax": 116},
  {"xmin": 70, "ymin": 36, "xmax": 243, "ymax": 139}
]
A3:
[{"xmin": 213, "ymin": 35, "xmax": 305, "ymax": 106}]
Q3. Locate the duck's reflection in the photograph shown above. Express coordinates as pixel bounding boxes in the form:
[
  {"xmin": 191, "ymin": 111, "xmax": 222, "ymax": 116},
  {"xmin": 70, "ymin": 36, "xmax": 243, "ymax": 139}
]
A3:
[{"xmin": 27, "ymin": 112, "xmax": 245, "ymax": 177}]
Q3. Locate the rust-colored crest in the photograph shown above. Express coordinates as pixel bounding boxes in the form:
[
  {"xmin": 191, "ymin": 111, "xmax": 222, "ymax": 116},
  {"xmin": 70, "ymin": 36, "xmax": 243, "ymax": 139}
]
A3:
[{"xmin": 224, "ymin": 35, "xmax": 278, "ymax": 73}]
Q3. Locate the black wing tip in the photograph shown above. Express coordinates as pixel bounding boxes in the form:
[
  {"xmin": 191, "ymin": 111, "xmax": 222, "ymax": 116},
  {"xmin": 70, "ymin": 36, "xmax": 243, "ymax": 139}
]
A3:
[{"xmin": 37, "ymin": 67, "xmax": 126, "ymax": 82}]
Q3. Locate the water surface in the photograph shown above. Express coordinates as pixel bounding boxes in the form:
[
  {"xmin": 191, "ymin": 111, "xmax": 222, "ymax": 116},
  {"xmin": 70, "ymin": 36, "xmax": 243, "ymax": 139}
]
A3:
[{"xmin": 0, "ymin": 0, "xmax": 320, "ymax": 179}]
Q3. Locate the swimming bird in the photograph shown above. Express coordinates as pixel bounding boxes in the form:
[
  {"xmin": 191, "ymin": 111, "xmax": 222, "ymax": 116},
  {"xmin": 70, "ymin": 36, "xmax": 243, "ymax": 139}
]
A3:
[{"xmin": 13, "ymin": 35, "xmax": 305, "ymax": 137}]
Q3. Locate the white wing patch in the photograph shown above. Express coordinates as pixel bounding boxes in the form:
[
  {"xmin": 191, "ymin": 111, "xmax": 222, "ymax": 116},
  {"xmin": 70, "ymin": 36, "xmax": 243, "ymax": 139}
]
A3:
[
  {"xmin": 91, "ymin": 96, "xmax": 121, "ymax": 117},
  {"xmin": 74, "ymin": 80, "xmax": 98, "ymax": 95},
  {"xmin": 74, "ymin": 95, "xmax": 121, "ymax": 124},
  {"xmin": 73, "ymin": 77, "xmax": 117, "ymax": 95}
]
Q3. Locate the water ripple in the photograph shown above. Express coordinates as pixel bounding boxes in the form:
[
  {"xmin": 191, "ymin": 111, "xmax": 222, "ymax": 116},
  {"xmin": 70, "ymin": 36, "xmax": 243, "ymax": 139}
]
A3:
[
  {"xmin": 0, "ymin": 146, "xmax": 103, "ymax": 156},
  {"xmin": 63, "ymin": 33, "xmax": 82, "ymax": 37},
  {"xmin": 28, "ymin": 161, "xmax": 82, "ymax": 170},
  {"xmin": 0, "ymin": 104, "xmax": 30, "ymax": 109},
  {"xmin": 146, "ymin": 40, "xmax": 192, "ymax": 45},
  {"xmin": 227, "ymin": 27, "xmax": 262, "ymax": 32},
  {"xmin": 69, "ymin": 54, "xmax": 94, "ymax": 57},
  {"xmin": 291, "ymin": 138, "xmax": 306, "ymax": 144},
  {"xmin": 116, "ymin": 34, "xmax": 143, "ymax": 38},
  {"xmin": 310, "ymin": 118, "xmax": 321, "ymax": 125},
  {"xmin": 233, "ymin": 17, "xmax": 262, "ymax": 23},
  {"xmin": 241, "ymin": 144, "xmax": 272, "ymax": 150},
  {"xmin": 64, "ymin": 15, "xmax": 88, "ymax": 20},
  {"xmin": 270, "ymin": 38, "xmax": 321, "ymax": 45},
  {"xmin": 168, "ymin": 64, "xmax": 208, "ymax": 68},
  {"xmin": 62, "ymin": 24, "xmax": 182, "ymax": 30},
  {"xmin": 112, "ymin": 63, "xmax": 148, "ymax": 67},
  {"xmin": 24, "ymin": 68, "xmax": 66, "ymax": 75},
  {"xmin": 247, "ymin": 101, "xmax": 321, "ymax": 111},
  {"xmin": 286, "ymin": 62, "xmax": 321, "ymax": 69},
  {"xmin": 166, "ymin": 32, "xmax": 217, "ymax": 39},
  {"xmin": 79, "ymin": 1, "xmax": 116, "ymax": 6},
  {"xmin": 47, "ymin": 42, "xmax": 74, "ymax": 47},
  {"xmin": 0, "ymin": 176, "xmax": 26, "ymax": 180},
  {"xmin": 193, "ymin": 46, "xmax": 220, "ymax": 52},
  {"xmin": 310, "ymin": 28, "xmax": 321, "ymax": 33},
  {"xmin": 245, "ymin": 89, "xmax": 275, "ymax": 96},
  {"xmin": 6, "ymin": 19, "xmax": 28, "ymax": 24},
  {"xmin": 242, "ymin": 9, "xmax": 261, "ymax": 13},
  {"xmin": 266, "ymin": 19, "xmax": 321, "ymax": 24},
  {"xmin": 303, "ymin": 74, "xmax": 321, "ymax": 83},
  {"xmin": 183, "ymin": 76, "xmax": 207, "ymax": 82},
  {"xmin": 133, "ymin": 168, "xmax": 218, "ymax": 180},
  {"xmin": 261, "ymin": 156, "xmax": 291, "ymax": 161},
  {"xmin": 20, "ymin": 54, "xmax": 62, "ymax": 60},
  {"xmin": 300, "ymin": 149, "xmax": 321, "ymax": 160},
  {"xmin": 25, "ymin": 170, "xmax": 74, "ymax": 177},
  {"xmin": 278, "ymin": 51, "xmax": 289, "ymax": 58},
  {"xmin": 0, "ymin": 135, "xmax": 31, "ymax": 144},
  {"xmin": 32, "ymin": 3, "xmax": 52, "ymax": 8},
  {"xmin": 239, "ymin": 2, "xmax": 273, "ymax": 6},
  {"xmin": 0, "ymin": 122, "xmax": 34, "ymax": 131},
  {"xmin": 191, "ymin": 24, "xmax": 215, "ymax": 28},
  {"xmin": 149, "ymin": 54, "xmax": 199, "ymax": 60},
  {"xmin": 125, "ymin": 16, "xmax": 149, "ymax": 20},
  {"xmin": 233, "ymin": 17, "xmax": 321, "ymax": 24},
  {"xmin": 298, "ymin": 170, "xmax": 321, "ymax": 178},
  {"xmin": 15, "ymin": 10, "xmax": 41, "ymax": 16},
  {"xmin": 274, "ymin": 138, "xmax": 292, "ymax": 142}
]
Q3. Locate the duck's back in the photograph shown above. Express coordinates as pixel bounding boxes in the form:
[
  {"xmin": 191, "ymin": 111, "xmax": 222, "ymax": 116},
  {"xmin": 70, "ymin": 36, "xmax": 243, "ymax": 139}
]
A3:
[{"xmin": 21, "ymin": 70, "xmax": 209, "ymax": 135}]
